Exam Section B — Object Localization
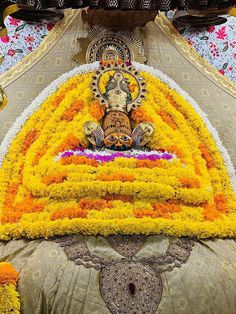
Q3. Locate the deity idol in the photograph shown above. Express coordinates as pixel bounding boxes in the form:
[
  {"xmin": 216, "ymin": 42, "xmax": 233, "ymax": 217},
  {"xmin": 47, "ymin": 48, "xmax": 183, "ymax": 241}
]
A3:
[{"xmin": 84, "ymin": 61, "xmax": 154, "ymax": 151}]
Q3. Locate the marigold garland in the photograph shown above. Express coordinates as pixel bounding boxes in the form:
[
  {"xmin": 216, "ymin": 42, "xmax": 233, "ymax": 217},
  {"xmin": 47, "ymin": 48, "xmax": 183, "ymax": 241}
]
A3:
[
  {"xmin": 42, "ymin": 173, "xmax": 67, "ymax": 186},
  {"xmin": 131, "ymin": 107, "xmax": 154, "ymax": 124},
  {"xmin": 51, "ymin": 208, "xmax": 88, "ymax": 220},
  {"xmin": 53, "ymin": 135, "xmax": 84, "ymax": 155},
  {"xmin": 78, "ymin": 198, "xmax": 112, "ymax": 210},
  {"xmin": 21, "ymin": 129, "xmax": 39, "ymax": 155},
  {"xmin": 62, "ymin": 99, "xmax": 84, "ymax": 121},
  {"xmin": 158, "ymin": 110, "xmax": 177, "ymax": 129},
  {"xmin": 199, "ymin": 143, "xmax": 215, "ymax": 169},
  {"xmin": 89, "ymin": 100, "xmax": 105, "ymax": 121},
  {"xmin": 136, "ymin": 159, "xmax": 165, "ymax": 168},
  {"xmin": 179, "ymin": 177, "xmax": 200, "ymax": 189},
  {"xmin": 0, "ymin": 64, "xmax": 236, "ymax": 240},
  {"xmin": 61, "ymin": 156, "xmax": 98, "ymax": 167},
  {"xmin": 0, "ymin": 263, "xmax": 20, "ymax": 314},
  {"xmin": 214, "ymin": 193, "xmax": 227, "ymax": 214}
]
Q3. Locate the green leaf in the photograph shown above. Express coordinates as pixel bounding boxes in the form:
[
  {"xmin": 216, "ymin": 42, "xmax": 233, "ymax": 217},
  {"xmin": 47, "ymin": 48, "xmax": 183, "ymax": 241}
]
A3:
[
  {"xmin": 200, "ymin": 36, "xmax": 209, "ymax": 40},
  {"xmin": 222, "ymin": 62, "xmax": 228, "ymax": 70},
  {"xmin": 15, "ymin": 49, "xmax": 23, "ymax": 53},
  {"xmin": 15, "ymin": 24, "xmax": 26, "ymax": 32},
  {"xmin": 222, "ymin": 44, "xmax": 228, "ymax": 52}
]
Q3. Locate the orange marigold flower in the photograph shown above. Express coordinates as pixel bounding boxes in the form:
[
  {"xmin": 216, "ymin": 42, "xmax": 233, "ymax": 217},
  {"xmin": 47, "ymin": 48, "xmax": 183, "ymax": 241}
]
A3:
[
  {"xmin": 33, "ymin": 146, "xmax": 49, "ymax": 166},
  {"xmin": 61, "ymin": 156, "xmax": 98, "ymax": 167},
  {"xmin": 153, "ymin": 202, "xmax": 181, "ymax": 215},
  {"xmin": 4, "ymin": 183, "xmax": 19, "ymax": 208},
  {"xmin": 51, "ymin": 208, "xmax": 87, "ymax": 220},
  {"xmin": 42, "ymin": 172, "xmax": 67, "ymax": 186},
  {"xmin": 199, "ymin": 143, "xmax": 214, "ymax": 169},
  {"xmin": 52, "ymin": 94, "xmax": 64, "ymax": 107},
  {"xmin": 98, "ymin": 173, "xmax": 134, "ymax": 182},
  {"xmin": 2, "ymin": 194, "xmax": 46, "ymax": 224},
  {"xmin": 203, "ymin": 203, "xmax": 221, "ymax": 221},
  {"xmin": 1, "ymin": 210, "xmax": 22, "ymax": 224},
  {"xmin": 152, "ymin": 201, "xmax": 181, "ymax": 211},
  {"xmin": 166, "ymin": 145, "xmax": 184, "ymax": 159},
  {"xmin": 165, "ymin": 94, "xmax": 178, "ymax": 110},
  {"xmin": 21, "ymin": 128, "xmax": 39, "ymax": 154},
  {"xmin": 53, "ymin": 135, "xmax": 84, "ymax": 155},
  {"xmin": 62, "ymin": 100, "xmax": 84, "ymax": 121},
  {"xmin": 79, "ymin": 198, "xmax": 112, "ymax": 210},
  {"xmin": 179, "ymin": 177, "xmax": 200, "ymax": 188},
  {"xmin": 158, "ymin": 110, "xmax": 177, "ymax": 129},
  {"xmin": 214, "ymin": 193, "xmax": 227, "ymax": 214},
  {"xmin": 136, "ymin": 159, "xmax": 164, "ymax": 168},
  {"xmin": 131, "ymin": 107, "xmax": 154, "ymax": 123},
  {"xmin": 134, "ymin": 202, "xmax": 181, "ymax": 219},
  {"xmin": 0, "ymin": 263, "xmax": 19, "ymax": 285},
  {"xmin": 89, "ymin": 100, "xmax": 105, "ymax": 121},
  {"xmin": 2, "ymin": 206, "xmax": 45, "ymax": 224},
  {"xmin": 193, "ymin": 158, "xmax": 201, "ymax": 176},
  {"xmin": 15, "ymin": 197, "xmax": 45, "ymax": 213}
]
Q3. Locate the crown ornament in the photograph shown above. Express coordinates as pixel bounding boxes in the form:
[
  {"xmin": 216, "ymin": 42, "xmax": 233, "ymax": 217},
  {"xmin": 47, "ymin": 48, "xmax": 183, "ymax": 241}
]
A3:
[{"xmin": 91, "ymin": 60, "xmax": 146, "ymax": 113}]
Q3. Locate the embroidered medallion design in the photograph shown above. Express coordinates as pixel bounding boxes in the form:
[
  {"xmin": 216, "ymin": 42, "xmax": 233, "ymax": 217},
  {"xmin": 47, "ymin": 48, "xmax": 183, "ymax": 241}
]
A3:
[
  {"xmin": 55, "ymin": 235, "xmax": 194, "ymax": 314},
  {"xmin": 107, "ymin": 234, "xmax": 146, "ymax": 257},
  {"xmin": 100, "ymin": 261, "xmax": 163, "ymax": 314},
  {"xmin": 73, "ymin": 27, "xmax": 147, "ymax": 64}
]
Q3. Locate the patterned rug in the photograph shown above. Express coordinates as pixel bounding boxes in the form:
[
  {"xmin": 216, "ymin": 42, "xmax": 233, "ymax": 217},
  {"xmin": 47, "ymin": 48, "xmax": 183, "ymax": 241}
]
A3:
[{"xmin": 0, "ymin": 16, "xmax": 53, "ymax": 74}]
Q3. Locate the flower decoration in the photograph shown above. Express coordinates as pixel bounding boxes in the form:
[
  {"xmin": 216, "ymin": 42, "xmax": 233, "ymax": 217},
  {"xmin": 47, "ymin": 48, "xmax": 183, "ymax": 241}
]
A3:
[
  {"xmin": 0, "ymin": 263, "xmax": 20, "ymax": 314},
  {"xmin": 0, "ymin": 62, "xmax": 236, "ymax": 240}
]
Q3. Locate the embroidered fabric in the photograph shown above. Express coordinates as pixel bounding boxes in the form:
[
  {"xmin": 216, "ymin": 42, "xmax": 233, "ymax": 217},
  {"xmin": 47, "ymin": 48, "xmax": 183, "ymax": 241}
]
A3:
[
  {"xmin": 178, "ymin": 17, "xmax": 236, "ymax": 83},
  {"xmin": 55, "ymin": 236, "xmax": 113, "ymax": 270},
  {"xmin": 100, "ymin": 261, "xmax": 163, "ymax": 314},
  {"xmin": 0, "ymin": 16, "xmax": 52, "ymax": 75},
  {"xmin": 55, "ymin": 235, "xmax": 194, "ymax": 314},
  {"xmin": 107, "ymin": 234, "xmax": 147, "ymax": 257}
]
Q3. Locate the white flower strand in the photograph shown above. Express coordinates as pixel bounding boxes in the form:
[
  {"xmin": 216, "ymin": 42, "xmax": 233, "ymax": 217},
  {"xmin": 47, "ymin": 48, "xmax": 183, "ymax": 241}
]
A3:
[{"xmin": 0, "ymin": 61, "xmax": 235, "ymax": 191}]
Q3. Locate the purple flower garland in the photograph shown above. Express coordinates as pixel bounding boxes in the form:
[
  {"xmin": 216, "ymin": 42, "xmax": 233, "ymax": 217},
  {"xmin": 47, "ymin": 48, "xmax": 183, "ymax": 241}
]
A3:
[{"xmin": 60, "ymin": 149, "xmax": 173, "ymax": 163}]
